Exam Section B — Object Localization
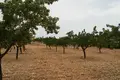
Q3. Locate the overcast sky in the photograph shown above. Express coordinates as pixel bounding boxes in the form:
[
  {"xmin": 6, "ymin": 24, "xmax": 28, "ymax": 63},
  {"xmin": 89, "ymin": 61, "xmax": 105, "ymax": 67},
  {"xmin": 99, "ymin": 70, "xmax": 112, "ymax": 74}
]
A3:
[
  {"xmin": 0, "ymin": 0, "xmax": 120, "ymax": 37},
  {"xmin": 36, "ymin": 0, "xmax": 120, "ymax": 37}
]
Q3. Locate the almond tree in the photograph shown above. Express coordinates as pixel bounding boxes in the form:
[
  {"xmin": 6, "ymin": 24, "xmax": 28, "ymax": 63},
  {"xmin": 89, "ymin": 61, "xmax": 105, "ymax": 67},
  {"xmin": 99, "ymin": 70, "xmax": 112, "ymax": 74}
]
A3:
[
  {"xmin": 106, "ymin": 24, "xmax": 120, "ymax": 48},
  {"xmin": 57, "ymin": 37, "xmax": 70, "ymax": 53},
  {"xmin": 76, "ymin": 29, "xmax": 92, "ymax": 59},
  {"xmin": 92, "ymin": 26, "xmax": 110, "ymax": 53},
  {"xmin": 0, "ymin": 0, "xmax": 59, "ymax": 79},
  {"xmin": 66, "ymin": 30, "xmax": 78, "ymax": 49},
  {"xmin": 42, "ymin": 37, "xmax": 56, "ymax": 49}
]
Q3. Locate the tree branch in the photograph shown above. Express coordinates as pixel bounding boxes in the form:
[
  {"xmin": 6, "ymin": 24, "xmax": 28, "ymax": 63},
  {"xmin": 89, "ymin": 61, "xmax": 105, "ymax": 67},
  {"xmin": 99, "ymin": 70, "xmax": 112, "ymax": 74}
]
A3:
[{"xmin": 0, "ymin": 43, "xmax": 13, "ymax": 59}]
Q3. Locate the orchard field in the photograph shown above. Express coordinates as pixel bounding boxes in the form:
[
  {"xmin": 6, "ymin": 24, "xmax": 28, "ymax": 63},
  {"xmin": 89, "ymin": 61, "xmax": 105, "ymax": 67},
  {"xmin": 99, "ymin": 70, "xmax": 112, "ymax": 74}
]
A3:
[
  {"xmin": 2, "ymin": 42, "xmax": 120, "ymax": 80},
  {"xmin": 0, "ymin": 0, "xmax": 120, "ymax": 80}
]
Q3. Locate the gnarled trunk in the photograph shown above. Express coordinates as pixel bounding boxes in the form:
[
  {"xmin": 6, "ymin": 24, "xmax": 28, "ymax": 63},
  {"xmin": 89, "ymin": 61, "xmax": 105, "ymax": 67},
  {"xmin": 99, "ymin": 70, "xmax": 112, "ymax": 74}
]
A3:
[
  {"xmin": 0, "ymin": 43, "xmax": 13, "ymax": 80},
  {"xmin": 16, "ymin": 46, "xmax": 19, "ymax": 60},
  {"xmin": 1, "ymin": 43, "xmax": 13, "ymax": 59}
]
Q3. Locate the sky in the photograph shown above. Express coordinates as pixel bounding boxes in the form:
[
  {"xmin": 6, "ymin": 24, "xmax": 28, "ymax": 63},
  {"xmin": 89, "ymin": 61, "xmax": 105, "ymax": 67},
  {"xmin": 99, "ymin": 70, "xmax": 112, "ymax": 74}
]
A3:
[
  {"xmin": 0, "ymin": 0, "xmax": 120, "ymax": 37},
  {"xmin": 36, "ymin": 0, "xmax": 120, "ymax": 37}
]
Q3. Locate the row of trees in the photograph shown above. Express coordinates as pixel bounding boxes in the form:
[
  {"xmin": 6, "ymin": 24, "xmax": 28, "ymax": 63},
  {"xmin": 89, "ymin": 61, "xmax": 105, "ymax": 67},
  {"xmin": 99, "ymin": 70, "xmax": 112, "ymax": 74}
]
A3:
[
  {"xmin": 0, "ymin": 0, "xmax": 119, "ymax": 79},
  {"xmin": 0, "ymin": 0, "xmax": 59, "ymax": 79},
  {"xmin": 34, "ymin": 24, "xmax": 120, "ymax": 59}
]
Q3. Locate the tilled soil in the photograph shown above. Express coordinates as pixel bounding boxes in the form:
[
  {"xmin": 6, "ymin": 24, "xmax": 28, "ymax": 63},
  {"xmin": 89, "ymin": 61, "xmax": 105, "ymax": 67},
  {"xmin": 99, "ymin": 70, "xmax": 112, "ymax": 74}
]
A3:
[{"xmin": 2, "ymin": 43, "xmax": 120, "ymax": 80}]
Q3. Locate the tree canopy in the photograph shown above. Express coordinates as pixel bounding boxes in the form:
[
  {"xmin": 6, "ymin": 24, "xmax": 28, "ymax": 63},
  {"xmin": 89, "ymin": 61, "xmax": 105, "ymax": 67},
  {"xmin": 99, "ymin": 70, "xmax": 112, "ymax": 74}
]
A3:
[
  {"xmin": 0, "ymin": 0, "xmax": 59, "ymax": 58},
  {"xmin": 0, "ymin": 0, "xmax": 59, "ymax": 79}
]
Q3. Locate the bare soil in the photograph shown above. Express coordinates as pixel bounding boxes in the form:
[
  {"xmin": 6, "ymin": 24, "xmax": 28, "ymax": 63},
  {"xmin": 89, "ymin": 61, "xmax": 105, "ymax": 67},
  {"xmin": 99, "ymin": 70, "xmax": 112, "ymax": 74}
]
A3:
[{"xmin": 2, "ymin": 42, "xmax": 120, "ymax": 80}]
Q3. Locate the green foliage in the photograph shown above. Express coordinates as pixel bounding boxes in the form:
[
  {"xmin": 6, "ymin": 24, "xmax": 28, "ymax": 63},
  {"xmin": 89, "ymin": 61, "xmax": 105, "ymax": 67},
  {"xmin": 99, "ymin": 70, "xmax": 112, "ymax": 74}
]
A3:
[
  {"xmin": 34, "ymin": 23, "xmax": 120, "ymax": 58},
  {"xmin": 42, "ymin": 37, "xmax": 56, "ymax": 47},
  {"xmin": 0, "ymin": 0, "xmax": 59, "ymax": 79},
  {"xmin": 75, "ymin": 29, "xmax": 92, "ymax": 58},
  {"xmin": 106, "ymin": 24, "xmax": 120, "ymax": 48},
  {"xmin": 0, "ymin": 0, "xmax": 59, "ymax": 56},
  {"xmin": 66, "ymin": 30, "xmax": 74, "ymax": 39},
  {"xmin": 57, "ymin": 37, "xmax": 70, "ymax": 47},
  {"xmin": 76, "ymin": 29, "xmax": 92, "ymax": 49},
  {"xmin": 66, "ymin": 31, "xmax": 78, "ymax": 48}
]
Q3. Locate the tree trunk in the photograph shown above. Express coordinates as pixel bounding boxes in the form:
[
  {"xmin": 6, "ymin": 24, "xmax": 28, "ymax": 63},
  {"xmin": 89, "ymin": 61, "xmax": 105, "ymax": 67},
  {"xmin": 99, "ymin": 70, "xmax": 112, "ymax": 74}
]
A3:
[
  {"xmin": 23, "ymin": 45, "xmax": 26, "ymax": 51},
  {"xmin": 0, "ymin": 48, "xmax": 2, "ymax": 80},
  {"xmin": 9, "ymin": 47, "xmax": 12, "ymax": 52},
  {"xmin": 56, "ymin": 46, "xmax": 57, "ymax": 52},
  {"xmin": 63, "ymin": 46, "xmax": 65, "ymax": 54},
  {"xmin": 0, "ymin": 43, "xmax": 13, "ymax": 79},
  {"xmin": 49, "ymin": 46, "xmax": 51, "ymax": 50},
  {"xmin": 46, "ymin": 45, "xmax": 47, "ymax": 49},
  {"xmin": 76, "ymin": 46, "xmax": 79, "ymax": 49},
  {"xmin": 0, "ymin": 47, "xmax": 1, "ymax": 56},
  {"xmin": 81, "ymin": 47, "xmax": 86, "ymax": 59},
  {"xmin": 20, "ymin": 47, "xmax": 22, "ymax": 54},
  {"xmin": 98, "ymin": 47, "xmax": 102, "ymax": 53},
  {"xmin": 0, "ymin": 59, "xmax": 2, "ymax": 80},
  {"xmin": 14, "ymin": 46, "xmax": 15, "ymax": 49},
  {"xmin": 1, "ymin": 43, "xmax": 13, "ymax": 59},
  {"xmin": 83, "ymin": 49, "xmax": 86, "ymax": 59},
  {"xmin": 16, "ymin": 46, "xmax": 19, "ymax": 60},
  {"xmin": 99, "ymin": 48, "xmax": 101, "ymax": 53}
]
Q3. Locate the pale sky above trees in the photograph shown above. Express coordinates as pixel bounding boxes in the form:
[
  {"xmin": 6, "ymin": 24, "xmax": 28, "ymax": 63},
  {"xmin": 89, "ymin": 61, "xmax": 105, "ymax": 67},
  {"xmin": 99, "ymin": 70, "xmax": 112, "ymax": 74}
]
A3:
[
  {"xmin": 36, "ymin": 0, "xmax": 120, "ymax": 37},
  {"xmin": 0, "ymin": 0, "xmax": 120, "ymax": 37}
]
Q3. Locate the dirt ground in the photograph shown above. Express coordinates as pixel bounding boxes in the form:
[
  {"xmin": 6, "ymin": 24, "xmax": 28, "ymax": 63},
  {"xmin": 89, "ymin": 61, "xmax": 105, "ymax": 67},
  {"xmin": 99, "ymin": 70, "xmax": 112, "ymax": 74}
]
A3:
[{"xmin": 2, "ymin": 42, "xmax": 120, "ymax": 80}]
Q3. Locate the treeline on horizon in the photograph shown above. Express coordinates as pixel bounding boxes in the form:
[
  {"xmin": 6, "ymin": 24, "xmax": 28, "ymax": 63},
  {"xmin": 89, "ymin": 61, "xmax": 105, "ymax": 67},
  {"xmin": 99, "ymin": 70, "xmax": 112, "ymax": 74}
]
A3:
[{"xmin": 34, "ymin": 24, "xmax": 120, "ymax": 59}]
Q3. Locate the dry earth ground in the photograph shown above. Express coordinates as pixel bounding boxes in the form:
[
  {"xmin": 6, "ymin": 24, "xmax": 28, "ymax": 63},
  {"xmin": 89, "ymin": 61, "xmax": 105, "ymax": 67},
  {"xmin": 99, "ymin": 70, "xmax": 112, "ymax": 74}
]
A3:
[{"xmin": 2, "ymin": 42, "xmax": 120, "ymax": 80}]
